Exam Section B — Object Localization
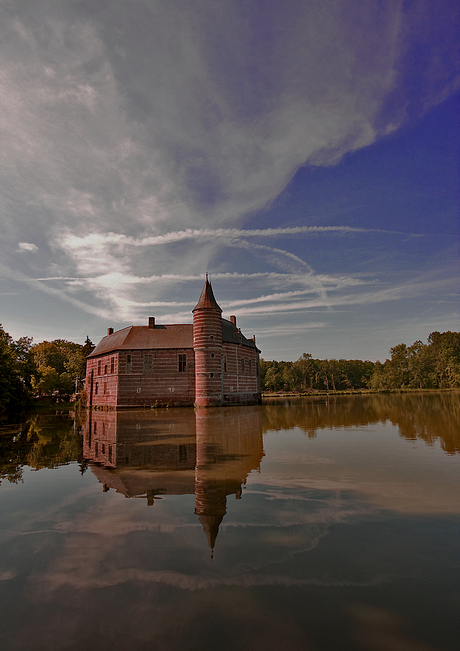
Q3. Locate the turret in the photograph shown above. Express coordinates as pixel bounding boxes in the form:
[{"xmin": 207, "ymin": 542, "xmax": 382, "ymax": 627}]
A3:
[{"xmin": 192, "ymin": 276, "xmax": 223, "ymax": 407}]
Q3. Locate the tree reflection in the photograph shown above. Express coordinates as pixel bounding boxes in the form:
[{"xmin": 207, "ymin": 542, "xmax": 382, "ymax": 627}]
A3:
[
  {"xmin": 0, "ymin": 414, "xmax": 81, "ymax": 485},
  {"xmin": 262, "ymin": 393, "xmax": 460, "ymax": 454}
]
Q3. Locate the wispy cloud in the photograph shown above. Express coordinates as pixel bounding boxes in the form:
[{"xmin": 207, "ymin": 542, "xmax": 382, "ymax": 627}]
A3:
[
  {"xmin": 59, "ymin": 225, "xmax": 414, "ymax": 251},
  {"xmin": 17, "ymin": 242, "xmax": 38, "ymax": 252}
]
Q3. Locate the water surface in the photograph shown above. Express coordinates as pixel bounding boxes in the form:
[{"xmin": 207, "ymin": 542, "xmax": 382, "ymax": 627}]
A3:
[{"xmin": 1, "ymin": 394, "xmax": 459, "ymax": 650}]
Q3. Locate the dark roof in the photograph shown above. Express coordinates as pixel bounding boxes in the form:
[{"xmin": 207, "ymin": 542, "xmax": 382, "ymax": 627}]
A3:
[
  {"xmin": 222, "ymin": 319, "xmax": 259, "ymax": 350},
  {"xmin": 88, "ymin": 317, "xmax": 258, "ymax": 359},
  {"xmin": 193, "ymin": 278, "xmax": 222, "ymax": 312},
  {"xmin": 88, "ymin": 324, "xmax": 193, "ymax": 357}
]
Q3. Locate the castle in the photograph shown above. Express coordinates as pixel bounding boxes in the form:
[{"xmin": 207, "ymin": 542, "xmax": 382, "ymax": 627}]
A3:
[{"xmin": 86, "ymin": 277, "xmax": 261, "ymax": 408}]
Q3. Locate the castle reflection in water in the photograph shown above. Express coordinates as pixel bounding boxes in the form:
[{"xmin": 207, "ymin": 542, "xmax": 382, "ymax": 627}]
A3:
[{"xmin": 82, "ymin": 407, "xmax": 264, "ymax": 551}]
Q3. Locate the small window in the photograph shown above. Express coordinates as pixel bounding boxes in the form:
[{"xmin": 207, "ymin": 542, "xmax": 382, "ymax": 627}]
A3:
[
  {"xmin": 95, "ymin": 382, "xmax": 98, "ymax": 395},
  {"xmin": 179, "ymin": 353, "xmax": 186, "ymax": 372},
  {"xmin": 223, "ymin": 357, "xmax": 227, "ymax": 373},
  {"xmin": 111, "ymin": 357, "xmax": 115, "ymax": 374},
  {"xmin": 144, "ymin": 354, "xmax": 153, "ymax": 373},
  {"xmin": 126, "ymin": 354, "xmax": 132, "ymax": 373},
  {"xmin": 179, "ymin": 444, "xmax": 187, "ymax": 463},
  {"xmin": 102, "ymin": 444, "xmax": 105, "ymax": 455},
  {"xmin": 209, "ymin": 373, "xmax": 214, "ymax": 378},
  {"xmin": 98, "ymin": 360, "xmax": 101, "ymax": 375},
  {"xmin": 211, "ymin": 353, "xmax": 214, "ymax": 358},
  {"xmin": 95, "ymin": 442, "xmax": 98, "ymax": 455},
  {"xmin": 103, "ymin": 382, "xmax": 107, "ymax": 395},
  {"xmin": 104, "ymin": 364, "xmax": 107, "ymax": 375},
  {"xmin": 136, "ymin": 387, "xmax": 141, "ymax": 394}
]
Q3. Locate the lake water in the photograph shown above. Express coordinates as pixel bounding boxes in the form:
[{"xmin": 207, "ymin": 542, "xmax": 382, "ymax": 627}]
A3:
[{"xmin": 1, "ymin": 393, "xmax": 459, "ymax": 651}]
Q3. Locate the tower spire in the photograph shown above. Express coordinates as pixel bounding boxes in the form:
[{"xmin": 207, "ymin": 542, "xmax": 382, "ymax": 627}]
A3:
[{"xmin": 193, "ymin": 276, "xmax": 222, "ymax": 313}]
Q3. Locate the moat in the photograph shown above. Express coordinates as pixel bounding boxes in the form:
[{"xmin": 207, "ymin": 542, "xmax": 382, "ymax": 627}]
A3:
[{"xmin": 1, "ymin": 393, "xmax": 459, "ymax": 651}]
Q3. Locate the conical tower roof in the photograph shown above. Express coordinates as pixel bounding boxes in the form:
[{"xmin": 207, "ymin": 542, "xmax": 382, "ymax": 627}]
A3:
[
  {"xmin": 198, "ymin": 513, "xmax": 225, "ymax": 550},
  {"xmin": 193, "ymin": 276, "xmax": 222, "ymax": 313}
]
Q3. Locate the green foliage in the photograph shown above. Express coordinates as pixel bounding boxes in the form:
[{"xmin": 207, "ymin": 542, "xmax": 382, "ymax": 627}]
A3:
[
  {"xmin": 260, "ymin": 354, "xmax": 374, "ymax": 392},
  {"xmin": 0, "ymin": 325, "xmax": 36, "ymax": 414},
  {"xmin": 367, "ymin": 331, "xmax": 460, "ymax": 390},
  {"xmin": 31, "ymin": 336, "xmax": 94, "ymax": 397},
  {"xmin": 0, "ymin": 330, "xmax": 93, "ymax": 413},
  {"xmin": 261, "ymin": 331, "xmax": 460, "ymax": 393}
]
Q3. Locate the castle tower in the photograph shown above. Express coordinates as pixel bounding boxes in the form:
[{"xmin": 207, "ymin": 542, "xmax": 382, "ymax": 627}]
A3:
[{"xmin": 192, "ymin": 276, "xmax": 223, "ymax": 407}]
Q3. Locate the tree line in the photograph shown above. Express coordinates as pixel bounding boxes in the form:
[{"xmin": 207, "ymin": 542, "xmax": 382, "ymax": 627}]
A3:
[
  {"xmin": 0, "ymin": 324, "xmax": 94, "ymax": 415},
  {"xmin": 260, "ymin": 331, "xmax": 460, "ymax": 393}
]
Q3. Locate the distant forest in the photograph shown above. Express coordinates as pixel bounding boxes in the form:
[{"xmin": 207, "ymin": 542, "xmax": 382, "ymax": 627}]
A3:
[
  {"xmin": 1, "ymin": 324, "xmax": 459, "ymax": 415},
  {"xmin": 261, "ymin": 331, "xmax": 460, "ymax": 392}
]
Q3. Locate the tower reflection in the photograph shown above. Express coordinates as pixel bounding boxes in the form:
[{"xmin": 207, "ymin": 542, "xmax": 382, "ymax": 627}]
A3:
[{"xmin": 82, "ymin": 407, "xmax": 264, "ymax": 550}]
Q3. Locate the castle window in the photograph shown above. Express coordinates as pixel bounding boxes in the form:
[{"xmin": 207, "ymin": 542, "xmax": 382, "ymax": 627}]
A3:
[
  {"xmin": 111, "ymin": 357, "xmax": 115, "ymax": 374},
  {"xmin": 103, "ymin": 382, "xmax": 107, "ymax": 395},
  {"xmin": 136, "ymin": 387, "xmax": 141, "ymax": 394},
  {"xmin": 223, "ymin": 357, "xmax": 227, "ymax": 372},
  {"xmin": 179, "ymin": 444, "xmax": 187, "ymax": 463},
  {"xmin": 95, "ymin": 382, "xmax": 98, "ymax": 395},
  {"xmin": 143, "ymin": 354, "xmax": 153, "ymax": 374},
  {"xmin": 102, "ymin": 444, "xmax": 105, "ymax": 455},
  {"xmin": 209, "ymin": 373, "xmax": 214, "ymax": 378},
  {"xmin": 104, "ymin": 364, "xmax": 107, "ymax": 375},
  {"xmin": 126, "ymin": 354, "xmax": 132, "ymax": 373},
  {"xmin": 178, "ymin": 354, "xmax": 186, "ymax": 372},
  {"xmin": 211, "ymin": 353, "xmax": 214, "ymax": 358},
  {"xmin": 95, "ymin": 442, "xmax": 98, "ymax": 456},
  {"xmin": 98, "ymin": 360, "xmax": 101, "ymax": 375}
]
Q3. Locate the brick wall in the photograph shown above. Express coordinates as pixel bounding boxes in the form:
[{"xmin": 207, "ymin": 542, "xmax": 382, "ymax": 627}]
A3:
[
  {"xmin": 116, "ymin": 348, "xmax": 195, "ymax": 407},
  {"xmin": 222, "ymin": 342, "xmax": 260, "ymax": 405},
  {"xmin": 86, "ymin": 353, "xmax": 120, "ymax": 408}
]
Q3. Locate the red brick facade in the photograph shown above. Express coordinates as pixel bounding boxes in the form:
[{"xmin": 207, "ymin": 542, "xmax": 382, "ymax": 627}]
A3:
[{"xmin": 86, "ymin": 279, "xmax": 260, "ymax": 409}]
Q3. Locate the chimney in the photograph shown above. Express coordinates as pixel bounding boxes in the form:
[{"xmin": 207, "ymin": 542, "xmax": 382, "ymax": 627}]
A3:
[
  {"xmin": 107, "ymin": 327, "xmax": 114, "ymax": 335},
  {"xmin": 252, "ymin": 335, "xmax": 256, "ymax": 343},
  {"xmin": 148, "ymin": 317, "xmax": 155, "ymax": 329},
  {"xmin": 230, "ymin": 315, "xmax": 237, "ymax": 326}
]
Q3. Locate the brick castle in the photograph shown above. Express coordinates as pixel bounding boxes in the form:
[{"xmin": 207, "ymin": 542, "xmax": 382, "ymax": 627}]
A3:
[{"xmin": 86, "ymin": 277, "xmax": 261, "ymax": 408}]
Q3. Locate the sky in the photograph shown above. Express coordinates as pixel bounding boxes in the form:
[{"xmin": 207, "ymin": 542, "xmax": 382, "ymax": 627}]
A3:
[{"xmin": 0, "ymin": 0, "xmax": 459, "ymax": 362}]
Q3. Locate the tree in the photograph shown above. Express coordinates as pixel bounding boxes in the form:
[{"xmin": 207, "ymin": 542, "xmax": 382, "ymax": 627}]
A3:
[
  {"xmin": 428, "ymin": 331, "xmax": 460, "ymax": 388},
  {"xmin": 294, "ymin": 353, "xmax": 318, "ymax": 390},
  {"xmin": 31, "ymin": 338, "xmax": 93, "ymax": 397},
  {"xmin": 0, "ymin": 325, "xmax": 35, "ymax": 414}
]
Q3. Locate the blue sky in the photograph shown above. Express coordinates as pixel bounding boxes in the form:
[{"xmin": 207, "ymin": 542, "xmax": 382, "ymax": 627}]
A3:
[{"xmin": 0, "ymin": 0, "xmax": 458, "ymax": 361}]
